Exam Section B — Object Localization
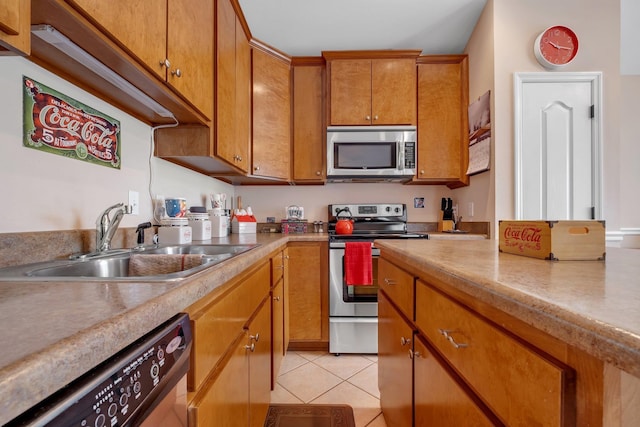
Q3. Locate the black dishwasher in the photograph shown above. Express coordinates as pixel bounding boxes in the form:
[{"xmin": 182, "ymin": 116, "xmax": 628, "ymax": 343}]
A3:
[{"xmin": 6, "ymin": 313, "xmax": 192, "ymax": 427}]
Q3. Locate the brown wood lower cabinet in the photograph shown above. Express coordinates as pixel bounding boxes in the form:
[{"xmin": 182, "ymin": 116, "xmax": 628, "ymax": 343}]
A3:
[
  {"xmin": 186, "ymin": 260, "xmax": 273, "ymax": 427},
  {"xmin": 378, "ymin": 291, "xmax": 413, "ymax": 427},
  {"xmin": 287, "ymin": 241, "xmax": 328, "ymax": 350},
  {"xmin": 378, "ymin": 254, "xmax": 582, "ymax": 426},
  {"xmin": 416, "ymin": 281, "xmax": 574, "ymax": 426}
]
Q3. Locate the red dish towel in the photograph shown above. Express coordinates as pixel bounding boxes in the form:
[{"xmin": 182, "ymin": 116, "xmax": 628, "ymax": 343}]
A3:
[{"xmin": 344, "ymin": 242, "xmax": 373, "ymax": 286}]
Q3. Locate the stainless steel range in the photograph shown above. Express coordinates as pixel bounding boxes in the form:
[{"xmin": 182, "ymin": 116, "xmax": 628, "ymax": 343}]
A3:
[{"xmin": 327, "ymin": 203, "xmax": 428, "ymax": 354}]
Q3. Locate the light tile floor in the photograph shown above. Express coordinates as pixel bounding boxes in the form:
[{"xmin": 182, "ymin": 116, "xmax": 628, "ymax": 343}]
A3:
[{"xmin": 270, "ymin": 351, "xmax": 388, "ymax": 427}]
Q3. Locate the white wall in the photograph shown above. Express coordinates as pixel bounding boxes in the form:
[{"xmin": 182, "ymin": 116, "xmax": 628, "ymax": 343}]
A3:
[
  {"xmin": 460, "ymin": 0, "xmax": 639, "ymax": 239},
  {"xmin": 0, "ymin": 57, "xmax": 234, "ymax": 233}
]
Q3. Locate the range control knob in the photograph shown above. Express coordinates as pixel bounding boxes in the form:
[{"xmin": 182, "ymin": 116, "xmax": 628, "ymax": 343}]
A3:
[{"xmin": 395, "ymin": 207, "xmax": 401, "ymax": 213}]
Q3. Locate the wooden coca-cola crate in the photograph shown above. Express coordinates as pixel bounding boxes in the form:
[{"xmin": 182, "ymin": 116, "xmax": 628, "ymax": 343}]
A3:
[{"xmin": 499, "ymin": 220, "xmax": 606, "ymax": 261}]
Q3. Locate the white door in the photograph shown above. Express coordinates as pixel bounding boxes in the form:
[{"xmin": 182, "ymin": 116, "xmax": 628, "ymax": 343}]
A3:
[{"xmin": 514, "ymin": 72, "xmax": 602, "ymax": 220}]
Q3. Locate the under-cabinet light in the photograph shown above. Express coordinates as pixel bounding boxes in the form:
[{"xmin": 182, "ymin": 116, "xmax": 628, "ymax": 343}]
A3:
[{"xmin": 31, "ymin": 24, "xmax": 175, "ymax": 118}]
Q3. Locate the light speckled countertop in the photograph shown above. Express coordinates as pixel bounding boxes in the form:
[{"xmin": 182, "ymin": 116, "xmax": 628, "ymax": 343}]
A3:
[
  {"xmin": 3, "ymin": 235, "xmax": 638, "ymax": 424},
  {"xmin": 374, "ymin": 239, "xmax": 640, "ymax": 378},
  {"xmin": 0, "ymin": 233, "xmax": 321, "ymax": 425}
]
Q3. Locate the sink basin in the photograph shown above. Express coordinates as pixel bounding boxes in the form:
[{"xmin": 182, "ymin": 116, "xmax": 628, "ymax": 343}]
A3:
[{"xmin": 0, "ymin": 244, "xmax": 259, "ymax": 281}]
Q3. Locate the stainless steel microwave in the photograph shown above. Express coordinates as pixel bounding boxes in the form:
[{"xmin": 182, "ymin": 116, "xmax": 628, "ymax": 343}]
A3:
[{"xmin": 326, "ymin": 126, "xmax": 416, "ymax": 182}]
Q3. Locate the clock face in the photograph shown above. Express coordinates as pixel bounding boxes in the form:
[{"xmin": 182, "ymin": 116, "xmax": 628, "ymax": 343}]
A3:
[{"xmin": 534, "ymin": 26, "xmax": 579, "ymax": 69}]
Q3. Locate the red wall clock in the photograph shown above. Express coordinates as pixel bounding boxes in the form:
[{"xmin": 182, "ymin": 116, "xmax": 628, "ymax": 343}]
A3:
[{"xmin": 534, "ymin": 25, "xmax": 579, "ymax": 70}]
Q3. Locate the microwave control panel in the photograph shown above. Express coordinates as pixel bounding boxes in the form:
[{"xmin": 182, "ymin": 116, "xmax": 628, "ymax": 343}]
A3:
[{"xmin": 404, "ymin": 141, "xmax": 416, "ymax": 168}]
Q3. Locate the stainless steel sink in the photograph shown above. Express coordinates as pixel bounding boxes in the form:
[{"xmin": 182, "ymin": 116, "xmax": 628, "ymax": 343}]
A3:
[{"xmin": 0, "ymin": 244, "xmax": 259, "ymax": 281}]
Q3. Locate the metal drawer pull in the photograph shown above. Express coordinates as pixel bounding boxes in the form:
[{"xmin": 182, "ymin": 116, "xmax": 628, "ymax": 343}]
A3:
[
  {"xmin": 245, "ymin": 342, "xmax": 255, "ymax": 352},
  {"xmin": 384, "ymin": 278, "xmax": 397, "ymax": 285},
  {"xmin": 250, "ymin": 333, "xmax": 260, "ymax": 342},
  {"xmin": 408, "ymin": 349, "xmax": 421, "ymax": 359},
  {"xmin": 400, "ymin": 336, "xmax": 411, "ymax": 346},
  {"xmin": 438, "ymin": 329, "xmax": 468, "ymax": 349},
  {"xmin": 273, "ymin": 296, "xmax": 281, "ymax": 301}
]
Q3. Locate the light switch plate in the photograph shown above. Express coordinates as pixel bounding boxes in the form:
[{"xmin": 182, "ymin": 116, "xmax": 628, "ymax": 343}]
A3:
[{"xmin": 129, "ymin": 190, "xmax": 140, "ymax": 215}]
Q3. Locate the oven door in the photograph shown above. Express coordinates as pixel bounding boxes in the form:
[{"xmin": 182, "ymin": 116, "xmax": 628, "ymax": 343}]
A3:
[{"xmin": 329, "ymin": 242, "xmax": 379, "ymax": 317}]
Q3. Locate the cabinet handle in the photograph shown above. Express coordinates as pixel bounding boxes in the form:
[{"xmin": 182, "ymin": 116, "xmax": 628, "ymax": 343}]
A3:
[
  {"xmin": 420, "ymin": 170, "xmax": 425, "ymax": 175},
  {"xmin": 373, "ymin": 115, "xmax": 379, "ymax": 121},
  {"xmin": 438, "ymin": 329, "xmax": 468, "ymax": 349},
  {"xmin": 316, "ymin": 171, "xmax": 321, "ymax": 176},
  {"xmin": 366, "ymin": 115, "xmax": 371, "ymax": 121},
  {"xmin": 409, "ymin": 349, "xmax": 422, "ymax": 359},
  {"xmin": 245, "ymin": 342, "xmax": 255, "ymax": 352},
  {"xmin": 254, "ymin": 166, "xmax": 260, "ymax": 171},
  {"xmin": 400, "ymin": 336, "xmax": 411, "ymax": 346},
  {"xmin": 171, "ymin": 68, "xmax": 182, "ymax": 78},
  {"xmin": 250, "ymin": 333, "xmax": 260, "ymax": 342},
  {"xmin": 274, "ymin": 296, "xmax": 281, "ymax": 301},
  {"xmin": 383, "ymin": 278, "xmax": 397, "ymax": 285},
  {"xmin": 284, "ymin": 255, "xmax": 290, "ymax": 259},
  {"xmin": 159, "ymin": 58, "xmax": 171, "ymax": 68}
]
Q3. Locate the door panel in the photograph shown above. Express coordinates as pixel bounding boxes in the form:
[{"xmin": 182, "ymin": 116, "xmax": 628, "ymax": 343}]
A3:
[{"xmin": 515, "ymin": 73, "xmax": 602, "ymax": 220}]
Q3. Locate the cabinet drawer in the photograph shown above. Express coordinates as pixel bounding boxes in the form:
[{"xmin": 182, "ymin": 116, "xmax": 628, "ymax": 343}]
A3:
[
  {"xmin": 189, "ymin": 262, "xmax": 270, "ymax": 391},
  {"xmin": 416, "ymin": 281, "xmax": 574, "ymax": 426},
  {"xmin": 378, "ymin": 258, "xmax": 414, "ymax": 319}
]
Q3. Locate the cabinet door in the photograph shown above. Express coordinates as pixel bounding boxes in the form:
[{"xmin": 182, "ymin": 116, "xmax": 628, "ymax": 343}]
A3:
[
  {"xmin": 166, "ymin": 0, "xmax": 213, "ymax": 119},
  {"xmin": 371, "ymin": 58, "xmax": 416, "ymax": 125},
  {"xmin": 235, "ymin": 20, "xmax": 251, "ymax": 172},
  {"xmin": 292, "ymin": 62, "xmax": 325, "ymax": 182},
  {"xmin": 68, "ymin": 0, "xmax": 167, "ymax": 80},
  {"xmin": 378, "ymin": 291, "xmax": 413, "ymax": 427},
  {"xmin": 189, "ymin": 332, "xmax": 249, "ymax": 427},
  {"xmin": 329, "ymin": 59, "xmax": 372, "ymax": 125},
  {"xmin": 252, "ymin": 48, "xmax": 291, "ymax": 180},
  {"xmin": 287, "ymin": 242, "xmax": 328, "ymax": 347},
  {"xmin": 414, "ymin": 334, "xmax": 501, "ymax": 427},
  {"xmin": 248, "ymin": 297, "xmax": 272, "ymax": 427},
  {"xmin": 415, "ymin": 58, "xmax": 469, "ymax": 187},
  {"xmin": 0, "ymin": 0, "xmax": 29, "ymax": 55},
  {"xmin": 271, "ymin": 278, "xmax": 285, "ymax": 389},
  {"xmin": 216, "ymin": 0, "xmax": 249, "ymax": 172}
]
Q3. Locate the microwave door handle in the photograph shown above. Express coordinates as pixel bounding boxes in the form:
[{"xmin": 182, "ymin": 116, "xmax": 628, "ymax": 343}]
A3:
[{"xmin": 397, "ymin": 140, "xmax": 404, "ymax": 171}]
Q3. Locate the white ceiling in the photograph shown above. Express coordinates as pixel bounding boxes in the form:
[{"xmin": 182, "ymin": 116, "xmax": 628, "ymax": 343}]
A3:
[{"xmin": 238, "ymin": 0, "xmax": 488, "ymax": 57}]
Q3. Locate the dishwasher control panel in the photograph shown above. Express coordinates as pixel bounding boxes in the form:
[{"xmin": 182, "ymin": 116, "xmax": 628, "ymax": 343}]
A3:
[{"xmin": 6, "ymin": 313, "xmax": 192, "ymax": 427}]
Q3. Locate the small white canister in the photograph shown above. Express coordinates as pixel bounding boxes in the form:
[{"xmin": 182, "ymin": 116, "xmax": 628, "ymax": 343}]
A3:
[
  {"xmin": 208, "ymin": 209, "xmax": 229, "ymax": 237},
  {"xmin": 187, "ymin": 212, "xmax": 212, "ymax": 240}
]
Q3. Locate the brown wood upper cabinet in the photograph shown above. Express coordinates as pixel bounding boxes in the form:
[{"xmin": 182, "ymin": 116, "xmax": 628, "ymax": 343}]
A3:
[
  {"xmin": 291, "ymin": 58, "xmax": 325, "ymax": 183},
  {"xmin": 411, "ymin": 55, "xmax": 469, "ymax": 188},
  {"xmin": 216, "ymin": 0, "xmax": 251, "ymax": 173},
  {"xmin": 323, "ymin": 50, "xmax": 420, "ymax": 126},
  {"xmin": 0, "ymin": 0, "xmax": 30, "ymax": 55},
  {"xmin": 68, "ymin": 0, "xmax": 213, "ymax": 119},
  {"xmin": 251, "ymin": 43, "xmax": 291, "ymax": 181}
]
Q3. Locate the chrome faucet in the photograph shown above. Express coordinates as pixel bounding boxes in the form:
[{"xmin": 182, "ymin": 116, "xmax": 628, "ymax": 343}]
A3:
[{"xmin": 96, "ymin": 203, "xmax": 132, "ymax": 252}]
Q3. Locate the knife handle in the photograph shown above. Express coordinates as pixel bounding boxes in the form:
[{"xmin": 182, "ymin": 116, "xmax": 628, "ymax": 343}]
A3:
[{"xmin": 441, "ymin": 198, "xmax": 447, "ymax": 211}]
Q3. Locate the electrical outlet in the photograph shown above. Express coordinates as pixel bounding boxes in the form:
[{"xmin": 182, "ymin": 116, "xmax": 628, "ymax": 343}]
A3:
[{"xmin": 129, "ymin": 190, "xmax": 140, "ymax": 215}]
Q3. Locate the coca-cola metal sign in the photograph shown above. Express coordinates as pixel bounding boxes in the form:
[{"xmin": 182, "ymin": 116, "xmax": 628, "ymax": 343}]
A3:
[{"xmin": 23, "ymin": 76, "xmax": 121, "ymax": 169}]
